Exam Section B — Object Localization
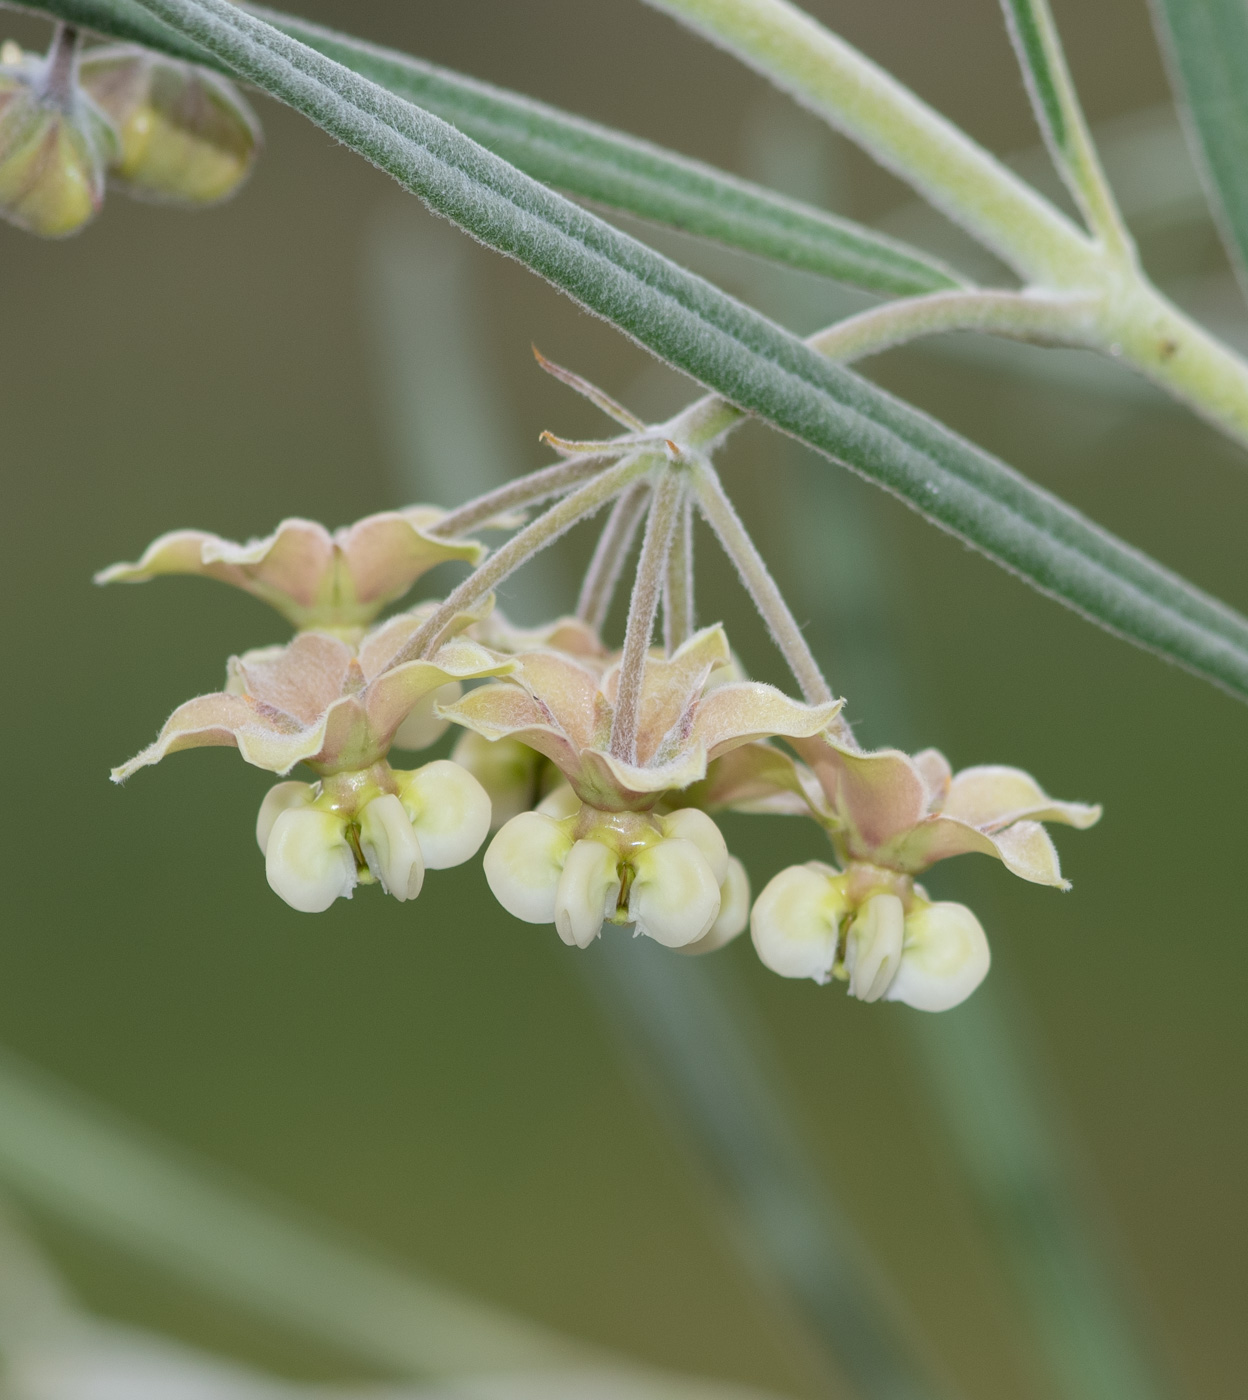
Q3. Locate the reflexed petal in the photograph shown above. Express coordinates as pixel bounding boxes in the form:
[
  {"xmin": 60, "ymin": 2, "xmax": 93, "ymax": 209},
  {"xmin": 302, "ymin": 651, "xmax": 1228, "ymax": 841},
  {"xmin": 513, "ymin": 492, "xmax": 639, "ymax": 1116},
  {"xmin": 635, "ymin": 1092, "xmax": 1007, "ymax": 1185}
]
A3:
[
  {"xmin": 617, "ymin": 625, "xmax": 731, "ymax": 763},
  {"xmin": 233, "ymin": 632, "xmax": 354, "ymax": 723},
  {"xmin": 659, "ymin": 808, "xmax": 728, "ymax": 884},
  {"xmin": 680, "ymin": 742, "xmax": 813, "ymax": 816},
  {"xmin": 791, "ymin": 735, "xmax": 931, "ymax": 856},
  {"xmin": 396, "ymin": 760, "xmax": 491, "ymax": 869},
  {"xmin": 680, "ymin": 856, "xmax": 750, "ymax": 955},
  {"xmin": 255, "ymin": 781, "xmax": 313, "ymax": 854},
  {"xmin": 484, "ymin": 811, "xmax": 573, "ymax": 923},
  {"xmin": 554, "ymin": 839, "xmax": 621, "ymax": 948},
  {"xmin": 844, "ymin": 893, "xmax": 904, "ymax": 1003},
  {"xmin": 578, "ymin": 745, "xmax": 708, "ymax": 810},
  {"xmin": 439, "ymin": 681, "xmax": 584, "ymax": 783},
  {"xmin": 690, "ymin": 683, "xmax": 841, "ymax": 761},
  {"xmin": 358, "ymin": 793, "xmax": 425, "ymax": 901},
  {"xmin": 942, "ymin": 764, "xmax": 1101, "ymax": 831},
  {"xmin": 97, "ymin": 509, "xmax": 484, "ymax": 631},
  {"xmin": 888, "ymin": 815, "xmax": 1069, "ymax": 887},
  {"xmin": 265, "ymin": 808, "xmax": 356, "ymax": 913},
  {"xmin": 750, "ymin": 862, "xmax": 847, "ymax": 983},
  {"xmin": 886, "ymin": 902, "xmax": 990, "ymax": 1012},
  {"xmin": 912, "ymin": 748, "xmax": 953, "ymax": 810},
  {"xmin": 392, "ymin": 682, "xmax": 461, "ymax": 751},
  {"xmin": 628, "ymin": 838, "xmax": 721, "ymax": 947}
]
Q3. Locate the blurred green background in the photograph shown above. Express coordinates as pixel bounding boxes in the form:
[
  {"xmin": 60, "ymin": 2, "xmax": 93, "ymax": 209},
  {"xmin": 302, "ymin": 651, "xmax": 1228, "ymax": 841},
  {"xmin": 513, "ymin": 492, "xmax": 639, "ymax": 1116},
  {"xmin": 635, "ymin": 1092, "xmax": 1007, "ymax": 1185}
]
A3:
[{"xmin": 0, "ymin": 0, "xmax": 1245, "ymax": 1397}]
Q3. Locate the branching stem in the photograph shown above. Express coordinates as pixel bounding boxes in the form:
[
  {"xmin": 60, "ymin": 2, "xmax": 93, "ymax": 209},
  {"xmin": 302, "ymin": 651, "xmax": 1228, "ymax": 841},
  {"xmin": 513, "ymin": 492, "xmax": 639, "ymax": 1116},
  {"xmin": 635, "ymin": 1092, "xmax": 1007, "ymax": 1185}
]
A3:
[
  {"xmin": 610, "ymin": 471, "xmax": 682, "ymax": 762},
  {"xmin": 577, "ymin": 481, "xmax": 651, "ymax": 631}
]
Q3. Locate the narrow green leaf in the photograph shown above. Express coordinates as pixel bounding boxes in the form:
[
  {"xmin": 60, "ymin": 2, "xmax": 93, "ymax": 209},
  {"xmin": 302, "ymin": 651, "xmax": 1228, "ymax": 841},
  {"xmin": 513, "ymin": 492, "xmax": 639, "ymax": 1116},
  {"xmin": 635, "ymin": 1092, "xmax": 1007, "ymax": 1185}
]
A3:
[
  {"xmin": 52, "ymin": 0, "xmax": 1248, "ymax": 704},
  {"xmin": 0, "ymin": 1048, "xmax": 593, "ymax": 1377},
  {"xmin": 1148, "ymin": 0, "xmax": 1248, "ymax": 292},
  {"xmin": 15, "ymin": 0, "xmax": 962, "ymax": 297},
  {"xmin": 1001, "ymin": 0, "xmax": 1068, "ymax": 155}
]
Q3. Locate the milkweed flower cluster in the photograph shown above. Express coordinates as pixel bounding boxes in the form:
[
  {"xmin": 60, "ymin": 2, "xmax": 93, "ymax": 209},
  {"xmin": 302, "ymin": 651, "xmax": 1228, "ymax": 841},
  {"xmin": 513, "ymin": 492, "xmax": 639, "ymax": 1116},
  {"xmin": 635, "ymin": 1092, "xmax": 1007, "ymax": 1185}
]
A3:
[
  {"xmin": 102, "ymin": 353, "xmax": 1101, "ymax": 1013},
  {"xmin": 0, "ymin": 25, "xmax": 257, "ymax": 237}
]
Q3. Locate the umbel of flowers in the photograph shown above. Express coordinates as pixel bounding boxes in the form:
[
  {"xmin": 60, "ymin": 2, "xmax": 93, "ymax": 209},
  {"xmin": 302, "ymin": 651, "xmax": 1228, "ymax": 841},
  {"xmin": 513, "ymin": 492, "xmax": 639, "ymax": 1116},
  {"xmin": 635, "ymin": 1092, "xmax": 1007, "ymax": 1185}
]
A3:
[{"xmin": 103, "ymin": 352, "xmax": 1100, "ymax": 1012}]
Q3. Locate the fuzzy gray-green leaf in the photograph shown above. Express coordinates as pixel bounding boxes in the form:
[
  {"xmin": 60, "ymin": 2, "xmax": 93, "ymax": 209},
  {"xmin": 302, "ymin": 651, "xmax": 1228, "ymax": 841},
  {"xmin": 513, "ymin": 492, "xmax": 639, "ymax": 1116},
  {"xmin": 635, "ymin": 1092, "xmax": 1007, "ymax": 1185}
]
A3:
[
  {"xmin": 1149, "ymin": 0, "xmax": 1248, "ymax": 295},
  {"xmin": 101, "ymin": 0, "xmax": 1248, "ymax": 704}
]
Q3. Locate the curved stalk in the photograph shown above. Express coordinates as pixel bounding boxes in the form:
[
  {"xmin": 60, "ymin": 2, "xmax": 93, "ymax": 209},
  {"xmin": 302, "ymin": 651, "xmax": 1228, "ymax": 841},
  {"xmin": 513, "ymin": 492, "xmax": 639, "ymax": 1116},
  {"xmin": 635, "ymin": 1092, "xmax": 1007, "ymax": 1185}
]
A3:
[
  {"xmin": 577, "ymin": 482, "xmax": 652, "ymax": 631},
  {"xmin": 610, "ymin": 471, "xmax": 683, "ymax": 762},
  {"xmin": 431, "ymin": 455, "xmax": 614, "ymax": 536},
  {"xmin": 644, "ymin": 0, "xmax": 1096, "ymax": 286},
  {"xmin": 691, "ymin": 456, "xmax": 841, "ymax": 722},
  {"xmin": 396, "ymin": 452, "xmax": 653, "ymax": 663},
  {"xmin": 663, "ymin": 492, "xmax": 696, "ymax": 652}
]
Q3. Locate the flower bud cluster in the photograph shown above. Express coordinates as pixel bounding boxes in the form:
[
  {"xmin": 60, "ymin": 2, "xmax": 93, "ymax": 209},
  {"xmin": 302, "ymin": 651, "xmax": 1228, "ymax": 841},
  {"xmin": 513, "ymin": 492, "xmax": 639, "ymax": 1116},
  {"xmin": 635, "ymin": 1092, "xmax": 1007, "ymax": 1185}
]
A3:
[
  {"xmin": 0, "ymin": 31, "xmax": 257, "ymax": 238},
  {"xmin": 257, "ymin": 759, "xmax": 491, "ymax": 913},
  {"xmin": 484, "ymin": 800, "xmax": 748, "ymax": 954},
  {"xmin": 751, "ymin": 862, "xmax": 990, "ymax": 1011}
]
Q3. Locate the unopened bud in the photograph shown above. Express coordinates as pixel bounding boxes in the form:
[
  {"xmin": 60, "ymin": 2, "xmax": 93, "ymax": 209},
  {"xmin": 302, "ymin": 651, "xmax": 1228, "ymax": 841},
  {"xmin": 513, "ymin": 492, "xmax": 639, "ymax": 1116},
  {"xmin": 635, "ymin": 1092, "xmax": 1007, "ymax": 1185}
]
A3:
[
  {"xmin": 0, "ymin": 32, "xmax": 117, "ymax": 237},
  {"xmin": 885, "ymin": 901, "xmax": 990, "ymax": 1012},
  {"xmin": 844, "ymin": 893, "xmax": 904, "ymax": 1003},
  {"xmin": 484, "ymin": 810, "xmax": 573, "ymax": 923},
  {"xmin": 750, "ymin": 862, "xmax": 847, "ymax": 982},
  {"xmin": 628, "ymin": 837, "xmax": 721, "ymax": 948},
  {"xmin": 265, "ymin": 807, "xmax": 356, "ymax": 913},
  {"xmin": 451, "ymin": 730, "xmax": 548, "ymax": 828},
  {"xmin": 554, "ymin": 839, "xmax": 621, "ymax": 948},
  {"xmin": 358, "ymin": 793, "xmax": 424, "ymax": 902},
  {"xmin": 255, "ymin": 780, "xmax": 313, "ymax": 854},
  {"xmin": 79, "ymin": 46, "xmax": 259, "ymax": 205},
  {"xmin": 393, "ymin": 681, "xmax": 460, "ymax": 751},
  {"xmin": 680, "ymin": 854, "xmax": 750, "ymax": 955},
  {"xmin": 395, "ymin": 759, "xmax": 491, "ymax": 869}
]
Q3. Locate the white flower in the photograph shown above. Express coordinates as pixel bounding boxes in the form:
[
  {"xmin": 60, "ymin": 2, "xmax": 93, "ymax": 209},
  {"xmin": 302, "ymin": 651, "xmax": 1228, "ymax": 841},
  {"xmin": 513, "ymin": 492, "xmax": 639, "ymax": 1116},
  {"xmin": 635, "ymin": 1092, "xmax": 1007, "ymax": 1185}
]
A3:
[
  {"xmin": 886, "ymin": 901, "xmax": 990, "ymax": 1012},
  {"xmin": 750, "ymin": 862, "xmax": 848, "ymax": 983}
]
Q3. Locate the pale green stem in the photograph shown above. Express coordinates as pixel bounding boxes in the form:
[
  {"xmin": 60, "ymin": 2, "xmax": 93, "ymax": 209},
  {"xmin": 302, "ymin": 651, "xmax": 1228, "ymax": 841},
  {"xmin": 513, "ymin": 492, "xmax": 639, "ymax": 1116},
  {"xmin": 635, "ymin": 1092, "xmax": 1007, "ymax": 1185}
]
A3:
[
  {"xmin": 663, "ymin": 491, "xmax": 695, "ymax": 652},
  {"xmin": 431, "ymin": 454, "xmax": 613, "ymax": 536},
  {"xmin": 397, "ymin": 452, "xmax": 652, "ymax": 662},
  {"xmin": 691, "ymin": 456, "xmax": 842, "ymax": 722},
  {"xmin": 644, "ymin": 0, "xmax": 1096, "ymax": 286},
  {"xmin": 1000, "ymin": 0, "xmax": 1137, "ymax": 262},
  {"xmin": 37, "ymin": 23, "xmax": 81, "ymax": 106},
  {"xmin": 610, "ymin": 470, "xmax": 683, "ymax": 762},
  {"xmin": 576, "ymin": 481, "xmax": 651, "ymax": 631}
]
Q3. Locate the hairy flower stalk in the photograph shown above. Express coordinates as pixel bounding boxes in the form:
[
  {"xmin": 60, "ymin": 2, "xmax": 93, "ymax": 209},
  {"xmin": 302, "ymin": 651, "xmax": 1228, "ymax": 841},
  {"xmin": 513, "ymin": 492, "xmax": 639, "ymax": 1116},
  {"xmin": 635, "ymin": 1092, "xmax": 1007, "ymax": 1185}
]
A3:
[
  {"xmin": 576, "ymin": 482, "xmax": 651, "ymax": 631},
  {"xmin": 664, "ymin": 494, "xmax": 695, "ymax": 653}
]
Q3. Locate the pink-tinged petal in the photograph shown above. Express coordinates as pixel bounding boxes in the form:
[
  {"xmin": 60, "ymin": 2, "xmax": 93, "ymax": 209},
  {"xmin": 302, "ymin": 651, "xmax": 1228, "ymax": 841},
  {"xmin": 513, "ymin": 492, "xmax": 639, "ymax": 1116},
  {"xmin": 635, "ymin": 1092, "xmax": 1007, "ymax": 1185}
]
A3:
[
  {"xmin": 232, "ymin": 632, "xmax": 354, "ymax": 724},
  {"xmin": 623, "ymin": 626, "xmax": 732, "ymax": 759},
  {"xmin": 357, "ymin": 594, "xmax": 497, "ymax": 679},
  {"xmin": 439, "ymin": 683, "xmax": 584, "ymax": 783},
  {"xmin": 691, "ymin": 684, "xmax": 841, "ymax": 760},
  {"xmin": 912, "ymin": 748, "xmax": 952, "ymax": 812},
  {"xmin": 513, "ymin": 651, "xmax": 610, "ymax": 750},
  {"xmin": 943, "ymin": 764, "xmax": 1101, "ymax": 832},
  {"xmin": 577, "ymin": 746, "xmax": 709, "ymax": 811},
  {"xmin": 201, "ymin": 519, "xmax": 333, "ymax": 610},
  {"xmin": 111, "ymin": 691, "xmax": 325, "ymax": 781},
  {"xmin": 677, "ymin": 742, "xmax": 813, "ymax": 816},
  {"xmin": 792, "ymin": 735, "xmax": 930, "ymax": 857},
  {"xmin": 335, "ymin": 508, "xmax": 484, "ymax": 607},
  {"xmin": 885, "ymin": 815, "xmax": 1068, "ymax": 888},
  {"xmin": 472, "ymin": 610, "xmax": 607, "ymax": 662},
  {"xmin": 98, "ymin": 511, "xmax": 485, "ymax": 631},
  {"xmin": 363, "ymin": 643, "xmax": 511, "ymax": 751}
]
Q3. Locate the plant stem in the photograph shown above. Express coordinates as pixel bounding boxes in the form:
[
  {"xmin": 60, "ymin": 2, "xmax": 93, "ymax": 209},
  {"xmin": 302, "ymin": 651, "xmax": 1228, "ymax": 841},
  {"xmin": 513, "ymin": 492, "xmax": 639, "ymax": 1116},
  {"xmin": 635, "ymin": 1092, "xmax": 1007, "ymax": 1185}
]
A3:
[
  {"xmin": 644, "ymin": 0, "xmax": 1095, "ymax": 285},
  {"xmin": 396, "ymin": 452, "xmax": 652, "ymax": 663},
  {"xmin": 692, "ymin": 456, "xmax": 842, "ymax": 720},
  {"xmin": 610, "ymin": 471, "xmax": 682, "ymax": 762},
  {"xmin": 431, "ymin": 455, "xmax": 611, "ymax": 536},
  {"xmin": 37, "ymin": 22, "xmax": 80, "ymax": 106},
  {"xmin": 664, "ymin": 491, "xmax": 695, "ymax": 652},
  {"xmin": 1000, "ymin": 0, "xmax": 1137, "ymax": 263},
  {"xmin": 577, "ymin": 481, "xmax": 651, "ymax": 631}
]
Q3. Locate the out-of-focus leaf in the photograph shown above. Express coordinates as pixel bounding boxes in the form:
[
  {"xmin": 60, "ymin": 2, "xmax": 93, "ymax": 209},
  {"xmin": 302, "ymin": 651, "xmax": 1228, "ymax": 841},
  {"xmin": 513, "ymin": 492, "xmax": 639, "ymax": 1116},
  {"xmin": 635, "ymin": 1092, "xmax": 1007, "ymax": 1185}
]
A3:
[{"xmin": 1149, "ymin": 0, "xmax": 1248, "ymax": 294}]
